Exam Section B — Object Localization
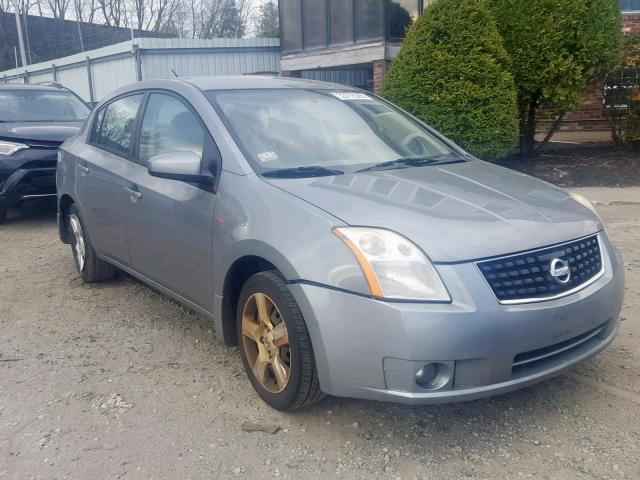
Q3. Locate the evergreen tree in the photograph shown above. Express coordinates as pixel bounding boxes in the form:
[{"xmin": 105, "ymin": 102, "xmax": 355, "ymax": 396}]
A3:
[{"xmin": 382, "ymin": 0, "xmax": 519, "ymax": 160}]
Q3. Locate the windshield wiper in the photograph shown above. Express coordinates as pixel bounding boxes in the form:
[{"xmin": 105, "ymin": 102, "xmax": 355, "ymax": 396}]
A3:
[
  {"xmin": 262, "ymin": 166, "xmax": 344, "ymax": 178},
  {"xmin": 356, "ymin": 154, "xmax": 463, "ymax": 173}
]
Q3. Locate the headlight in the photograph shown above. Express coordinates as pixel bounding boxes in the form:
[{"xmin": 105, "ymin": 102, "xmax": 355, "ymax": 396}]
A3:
[
  {"xmin": 569, "ymin": 192, "xmax": 602, "ymax": 221},
  {"xmin": 333, "ymin": 227, "xmax": 450, "ymax": 301},
  {"xmin": 0, "ymin": 140, "xmax": 29, "ymax": 156}
]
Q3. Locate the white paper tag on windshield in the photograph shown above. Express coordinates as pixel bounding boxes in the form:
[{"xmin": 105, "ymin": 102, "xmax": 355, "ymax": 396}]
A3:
[
  {"xmin": 330, "ymin": 92, "xmax": 370, "ymax": 101},
  {"xmin": 257, "ymin": 151, "xmax": 279, "ymax": 163}
]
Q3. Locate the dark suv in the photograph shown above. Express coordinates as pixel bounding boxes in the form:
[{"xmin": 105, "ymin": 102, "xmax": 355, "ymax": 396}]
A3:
[{"xmin": 0, "ymin": 83, "xmax": 90, "ymax": 221}]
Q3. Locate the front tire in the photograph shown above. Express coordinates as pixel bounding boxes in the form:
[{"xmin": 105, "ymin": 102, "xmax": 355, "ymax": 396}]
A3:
[
  {"xmin": 68, "ymin": 204, "xmax": 115, "ymax": 283},
  {"xmin": 237, "ymin": 271, "xmax": 324, "ymax": 411}
]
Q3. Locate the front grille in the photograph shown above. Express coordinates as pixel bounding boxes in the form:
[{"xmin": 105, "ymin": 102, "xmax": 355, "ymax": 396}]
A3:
[{"xmin": 477, "ymin": 234, "xmax": 603, "ymax": 303}]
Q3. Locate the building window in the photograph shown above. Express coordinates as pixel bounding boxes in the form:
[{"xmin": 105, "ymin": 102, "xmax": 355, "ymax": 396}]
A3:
[
  {"xmin": 388, "ymin": 0, "xmax": 421, "ymax": 40},
  {"xmin": 281, "ymin": 0, "xmax": 430, "ymax": 52},
  {"xmin": 621, "ymin": 0, "xmax": 640, "ymax": 12},
  {"xmin": 303, "ymin": 0, "xmax": 328, "ymax": 48},
  {"xmin": 281, "ymin": 0, "xmax": 303, "ymax": 53},
  {"xmin": 356, "ymin": 0, "xmax": 384, "ymax": 42},
  {"xmin": 330, "ymin": 0, "xmax": 354, "ymax": 45}
]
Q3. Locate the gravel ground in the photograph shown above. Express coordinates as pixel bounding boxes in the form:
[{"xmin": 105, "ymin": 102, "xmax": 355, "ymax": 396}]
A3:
[
  {"xmin": 0, "ymin": 191, "xmax": 639, "ymax": 480},
  {"xmin": 498, "ymin": 143, "xmax": 640, "ymax": 188}
]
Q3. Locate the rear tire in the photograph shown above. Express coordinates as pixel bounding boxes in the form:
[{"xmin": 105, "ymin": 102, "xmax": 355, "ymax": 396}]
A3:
[
  {"xmin": 68, "ymin": 204, "xmax": 115, "ymax": 283},
  {"xmin": 237, "ymin": 270, "xmax": 324, "ymax": 411}
]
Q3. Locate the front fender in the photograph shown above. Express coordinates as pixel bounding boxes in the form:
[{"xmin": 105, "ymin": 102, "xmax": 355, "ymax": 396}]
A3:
[
  {"xmin": 212, "ymin": 172, "xmax": 369, "ymax": 294},
  {"xmin": 211, "ymin": 172, "xmax": 370, "ymax": 343}
]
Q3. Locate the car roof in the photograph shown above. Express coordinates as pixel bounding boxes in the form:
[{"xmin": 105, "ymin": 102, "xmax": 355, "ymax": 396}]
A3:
[
  {"xmin": 183, "ymin": 75, "xmax": 356, "ymax": 91},
  {"xmin": 0, "ymin": 83, "xmax": 65, "ymax": 91},
  {"xmin": 94, "ymin": 75, "xmax": 367, "ymax": 110}
]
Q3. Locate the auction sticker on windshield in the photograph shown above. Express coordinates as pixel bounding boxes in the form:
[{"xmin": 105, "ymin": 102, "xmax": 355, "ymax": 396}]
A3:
[{"xmin": 330, "ymin": 92, "xmax": 370, "ymax": 101}]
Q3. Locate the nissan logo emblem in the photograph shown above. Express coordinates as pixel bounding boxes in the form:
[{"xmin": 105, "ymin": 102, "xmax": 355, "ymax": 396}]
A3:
[{"xmin": 550, "ymin": 258, "xmax": 571, "ymax": 284}]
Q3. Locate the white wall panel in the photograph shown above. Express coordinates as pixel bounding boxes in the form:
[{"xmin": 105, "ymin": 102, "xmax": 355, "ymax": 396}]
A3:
[
  {"xmin": 91, "ymin": 56, "xmax": 137, "ymax": 100},
  {"xmin": 1, "ymin": 38, "xmax": 281, "ymax": 102},
  {"xmin": 56, "ymin": 65, "xmax": 91, "ymax": 101}
]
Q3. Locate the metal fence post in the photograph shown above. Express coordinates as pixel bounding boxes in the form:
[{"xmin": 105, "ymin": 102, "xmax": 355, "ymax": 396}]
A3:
[
  {"xmin": 86, "ymin": 56, "xmax": 95, "ymax": 104},
  {"xmin": 52, "ymin": 63, "xmax": 58, "ymax": 82},
  {"xmin": 133, "ymin": 45, "xmax": 142, "ymax": 81},
  {"xmin": 24, "ymin": 70, "xmax": 29, "ymax": 84}
]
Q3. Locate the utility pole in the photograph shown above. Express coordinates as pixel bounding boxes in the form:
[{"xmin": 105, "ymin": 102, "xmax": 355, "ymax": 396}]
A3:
[
  {"xmin": 74, "ymin": 0, "xmax": 85, "ymax": 52},
  {"xmin": 22, "ymin": 7, "xmax": 32, "ymax": 64},
  {"xmin": 130, "ymin": 6, "xmax": 136, "ymax": 44},
  {"xmin": 14, "ymin": 46, "xmax": 19, "ymax": 80},
  {"xmin": 12, "ymin": 0, "xmax": 28, "ymax": 67}
]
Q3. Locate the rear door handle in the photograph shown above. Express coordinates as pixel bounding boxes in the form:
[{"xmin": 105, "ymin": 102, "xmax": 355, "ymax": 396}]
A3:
[
  {"xmin": 125, "ymin": 185, "xmax": 142, "ymax": 200},
  {"xmin": 78, "ymin": 163, "xmax": 89, "ymax": 174}
]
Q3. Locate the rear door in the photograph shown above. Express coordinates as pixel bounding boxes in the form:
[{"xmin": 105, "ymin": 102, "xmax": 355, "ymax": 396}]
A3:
[
  {"xmin": 123, "ymin": 92, "xmax": 218, "ymax": 310},
  {"xmin": 77, "ymin": 93, "xmax": 144, "ymax": 264}
]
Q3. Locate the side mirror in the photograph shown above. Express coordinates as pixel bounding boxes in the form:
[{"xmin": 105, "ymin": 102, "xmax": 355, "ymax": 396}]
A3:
[{"xmin": 147, "ymin": 151, "xmax": 213, "ymax": 185}]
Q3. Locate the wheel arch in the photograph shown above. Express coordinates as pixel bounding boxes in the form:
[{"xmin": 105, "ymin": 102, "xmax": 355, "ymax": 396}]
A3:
[
  {"xmin": 218, "ymin": 255, "xmax": 282, "ymax": 346},
  {"xmin": 58, "ymin": 194, "xmax": 76, "ymax": 244}
]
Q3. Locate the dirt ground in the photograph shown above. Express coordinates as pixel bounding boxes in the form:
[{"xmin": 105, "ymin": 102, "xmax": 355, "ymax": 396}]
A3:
[
  {"xmin": 0, "ymin": 188, "xmax": 639, "ymax": 480},
  {"xmin": 498, "ymin": 143, "xmax": 640, "ymax": 188}
]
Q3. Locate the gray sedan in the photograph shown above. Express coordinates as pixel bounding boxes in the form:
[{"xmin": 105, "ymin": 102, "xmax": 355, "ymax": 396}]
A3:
[{"xmin": 56, "ymin": 77, "xmax": 624, "ymax": 411}]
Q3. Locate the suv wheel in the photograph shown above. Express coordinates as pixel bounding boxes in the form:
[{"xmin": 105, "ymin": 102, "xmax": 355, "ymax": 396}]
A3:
[
  {"xmin": 237, "ymin": 271, "xmax": 324, "ymax": 411},
  {"xmin": 68, "ymin": 204, "xmax": 115, "ymax": 282}
]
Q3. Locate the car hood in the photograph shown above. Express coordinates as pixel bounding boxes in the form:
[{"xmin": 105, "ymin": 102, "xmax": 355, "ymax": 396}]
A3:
[
  {"xmin": 0, "ymin": 121, "xmax": 84, "ymax": 143},
  {"xmin": 265, "ymin": 160, "xmax": 602, "ymax": 263}
]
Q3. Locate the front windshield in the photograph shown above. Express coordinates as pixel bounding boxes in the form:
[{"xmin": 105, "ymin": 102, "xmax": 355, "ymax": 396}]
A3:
[
  {"xmin": 0, "ymin": 89, "xmax": 90, "ymax": 122},
  {"xmin": 208, "ymin": 89, "xmax": 458, "ymax": 174}
]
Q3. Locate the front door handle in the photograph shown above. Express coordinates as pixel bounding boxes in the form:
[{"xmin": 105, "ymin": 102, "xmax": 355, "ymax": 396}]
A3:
[
  {"xmin": 125, "ymin": 185, "xmax": 142, "ymax": 200},
  {"xmin": 78, "ymin": 163, "xmax": 89, "ymax": 174}
]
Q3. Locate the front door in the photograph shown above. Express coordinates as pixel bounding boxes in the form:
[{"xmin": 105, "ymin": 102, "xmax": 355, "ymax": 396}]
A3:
[
  {"xmin": 123, "ymin": 92, "xmax": 218, "ymax": 310},
  {"xmin": 77, "ymin": 94, "xmax": 144, "ymax": 264}
]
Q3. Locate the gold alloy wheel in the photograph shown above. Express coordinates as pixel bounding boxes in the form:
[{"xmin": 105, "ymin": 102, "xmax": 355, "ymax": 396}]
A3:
[{"xmin": 241, "ymin": 293, "xmax": 291, "ymax": 393}]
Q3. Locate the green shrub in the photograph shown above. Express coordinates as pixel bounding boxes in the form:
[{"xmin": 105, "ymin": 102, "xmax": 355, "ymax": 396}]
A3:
[
  {"xmin": 490, "ymin": 0, "xmax": 622, "ymax": 156},
  {"xmin": 380, "ymin": 0, "xmax": 518, "ymax": 160},
  {"xmin": 604, "ymin": 34, "xmax": 640, "ymax": 146}
]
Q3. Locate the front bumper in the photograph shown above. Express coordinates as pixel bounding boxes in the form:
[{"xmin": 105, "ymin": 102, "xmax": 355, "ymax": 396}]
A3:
[
  {"xmin": 0, "ymin": 149, "xmax": 58, "ymax": 210},
  {"xmin": 290, "ymin": 233, "xmax": 624, "ymax": 405}
]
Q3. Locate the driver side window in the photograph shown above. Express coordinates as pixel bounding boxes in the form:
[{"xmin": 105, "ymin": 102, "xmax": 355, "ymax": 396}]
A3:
[{"xmin": 138, "ymin": 94, "xmax": 205, "ymax": 165}]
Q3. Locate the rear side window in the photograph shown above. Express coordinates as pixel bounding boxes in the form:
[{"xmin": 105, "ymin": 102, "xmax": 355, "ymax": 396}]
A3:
[
  {"xmin": 138, "ymin": 93, "xmax": 205, "ymax": 165},
  {"xmin": 96, "ymin": 94, "xmax": 143, "ymax": 156}
]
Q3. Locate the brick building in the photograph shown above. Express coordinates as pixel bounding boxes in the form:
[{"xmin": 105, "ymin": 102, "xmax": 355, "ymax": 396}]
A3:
[
  {"xmin": 280, "ymin": 0, "xmax": 427, "ymax": 92},
  {"xmin": 539, "ymin": 8, "xmax": 640, "ymax": 135},
  {"xmin": 280, "ymin": 0, "xmax": 639, "ymax": 135}
]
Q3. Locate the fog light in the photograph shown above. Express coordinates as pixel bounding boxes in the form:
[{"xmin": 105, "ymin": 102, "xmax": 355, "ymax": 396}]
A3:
[
  {"xmin": 415, "ymin": 362, "xmax": 453, "ymax": 390},
  {"xmin": 415, "ymin": 363, "xmax": 438, "ymax": 386}
]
